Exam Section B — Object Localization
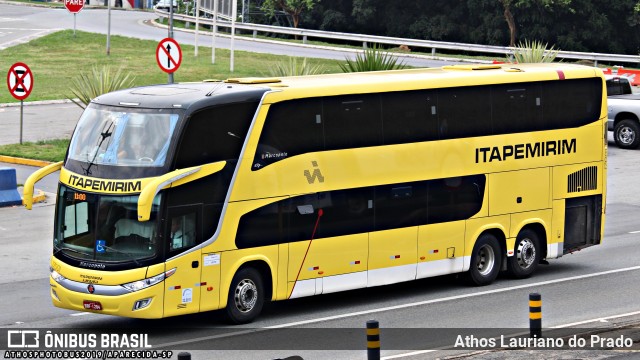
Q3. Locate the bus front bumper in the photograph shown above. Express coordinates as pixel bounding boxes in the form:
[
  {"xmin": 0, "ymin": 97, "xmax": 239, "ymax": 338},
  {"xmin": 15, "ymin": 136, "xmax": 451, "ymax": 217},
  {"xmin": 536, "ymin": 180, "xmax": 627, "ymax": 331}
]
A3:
[{"xmin": 50, "ymin": 277, "xmax": 165, "ymax": 319}]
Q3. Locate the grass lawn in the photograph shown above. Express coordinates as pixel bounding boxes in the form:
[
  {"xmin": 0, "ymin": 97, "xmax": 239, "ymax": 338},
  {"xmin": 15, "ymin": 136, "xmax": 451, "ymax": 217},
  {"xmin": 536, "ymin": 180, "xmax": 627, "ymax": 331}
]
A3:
[
  {"xmin": 0, "ymin": 139, "xmax": 69, "ymax": 162},
  {"xmin": 0, "ymin": 29, "xmax": 344, "ymax": 104}
]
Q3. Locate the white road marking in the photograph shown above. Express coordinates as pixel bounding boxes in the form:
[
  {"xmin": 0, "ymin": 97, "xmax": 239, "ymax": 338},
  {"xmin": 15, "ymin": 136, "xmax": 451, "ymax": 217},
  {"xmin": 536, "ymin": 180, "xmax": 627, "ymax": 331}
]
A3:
[
  {"xmin": 628, "ymin": 230, "xmax": 640, "ymax": 234},
  {"xmin": 69, "ymin": 312, "xmax": 93, "ymax": 316},
  {"xmin": 0, "ymin": 226, "xmax": 7, "ymax": 231},
  {"xmin": 553, "ymin": 310, "xmax": 640, "ymax": 328},
  {"xmin": 152, "ymin": 265, "xmax": 640, "ymax": 349},
  {"xmin": 382, "ymin": 350, "xmax": 437, "ymax": 359}
]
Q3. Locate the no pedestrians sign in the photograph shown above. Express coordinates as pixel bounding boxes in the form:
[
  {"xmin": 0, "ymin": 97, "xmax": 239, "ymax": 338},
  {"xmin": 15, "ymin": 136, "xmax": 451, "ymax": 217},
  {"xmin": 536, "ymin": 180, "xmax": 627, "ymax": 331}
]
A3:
[
  {"xmin": 156, "ymin": 38, "xmax": 182, "ymax": 74},
  {"xmin": 65, "ymin": 0, "xmax": 85, "ymax": 14}
]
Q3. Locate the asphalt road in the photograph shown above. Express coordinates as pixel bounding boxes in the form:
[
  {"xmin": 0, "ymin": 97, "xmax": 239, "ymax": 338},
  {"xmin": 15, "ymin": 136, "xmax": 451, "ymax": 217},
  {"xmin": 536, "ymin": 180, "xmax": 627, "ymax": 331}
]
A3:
[{"xmin": 1, "ymin": 139, "xmax": 639, "ymax": 360}]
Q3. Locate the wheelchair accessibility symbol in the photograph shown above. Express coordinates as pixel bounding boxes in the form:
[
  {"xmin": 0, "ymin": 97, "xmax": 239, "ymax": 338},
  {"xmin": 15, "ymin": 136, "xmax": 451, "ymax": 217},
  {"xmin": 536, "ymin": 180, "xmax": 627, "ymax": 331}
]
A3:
[{"xmin": 96, "ymin": 240, "xmax": 106, "ymax": 253}]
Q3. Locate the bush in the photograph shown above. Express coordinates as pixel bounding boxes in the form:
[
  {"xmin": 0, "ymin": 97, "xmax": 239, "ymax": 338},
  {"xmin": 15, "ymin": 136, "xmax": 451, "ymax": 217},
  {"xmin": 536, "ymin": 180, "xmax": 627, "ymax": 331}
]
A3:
[
  {"xmin": 511, "ymin": 40, "xmax": 559, "ymax": 63},
  {"xmin": 68, "ymin": 66, "xmax": 136, "ymax": 109},
  {"xmin": 339, "ymin": 44, "xmax": 408, "ymax": 72},
  {"xmin": 267, "ymin": 57, "xmax": 326, "ymax": 76}
]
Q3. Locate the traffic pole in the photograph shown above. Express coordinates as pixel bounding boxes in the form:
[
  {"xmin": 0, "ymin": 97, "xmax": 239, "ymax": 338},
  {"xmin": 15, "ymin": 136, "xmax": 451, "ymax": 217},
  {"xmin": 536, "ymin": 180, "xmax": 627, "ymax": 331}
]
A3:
[
  {"xmin": 529, "ymin": 293, "xmax": 542, "ymax": 338},
  {"xmin": 366, "ymin": 320, "xmax": 380, "ymax": 360},
  {"xmin": 19, "ymin": 100, "xmax": 23, "ymax": 144}
]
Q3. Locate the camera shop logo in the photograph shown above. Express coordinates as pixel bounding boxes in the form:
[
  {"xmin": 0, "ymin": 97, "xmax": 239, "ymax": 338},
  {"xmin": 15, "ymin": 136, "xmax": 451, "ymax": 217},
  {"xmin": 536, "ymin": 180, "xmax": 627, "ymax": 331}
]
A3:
[{"xmin": 7, "ymin": 330, "xmax": 39, "ymax": 348}]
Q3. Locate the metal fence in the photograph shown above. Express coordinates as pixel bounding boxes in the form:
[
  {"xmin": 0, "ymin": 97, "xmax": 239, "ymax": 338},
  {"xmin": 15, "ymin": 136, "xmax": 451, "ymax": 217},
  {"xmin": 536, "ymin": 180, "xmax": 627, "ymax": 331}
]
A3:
[{"xmin": 156, "ymin": 10, "xmax": 640, "ymax": 66}]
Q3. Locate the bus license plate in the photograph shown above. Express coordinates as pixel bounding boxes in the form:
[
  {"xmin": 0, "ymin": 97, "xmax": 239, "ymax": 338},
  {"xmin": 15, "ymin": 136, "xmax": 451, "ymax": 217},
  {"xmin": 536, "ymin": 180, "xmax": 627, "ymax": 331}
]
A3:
[{"xmin": 83, "ymin": 300, "xmax": 103, "ymax": 311}]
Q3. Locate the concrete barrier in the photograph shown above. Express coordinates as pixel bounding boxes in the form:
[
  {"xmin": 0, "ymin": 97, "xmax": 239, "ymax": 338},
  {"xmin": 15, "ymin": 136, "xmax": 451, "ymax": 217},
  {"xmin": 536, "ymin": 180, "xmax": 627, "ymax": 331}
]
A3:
[{"xmin": 0, "ymin": 167, "xmax": 22, "ymax": 207}]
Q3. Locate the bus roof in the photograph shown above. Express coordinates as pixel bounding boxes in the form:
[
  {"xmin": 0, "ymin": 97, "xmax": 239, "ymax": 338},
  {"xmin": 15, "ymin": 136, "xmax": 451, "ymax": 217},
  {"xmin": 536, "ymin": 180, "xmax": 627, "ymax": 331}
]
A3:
[
  {"xmin": 248, "ymin": 63, "xmax": 603, "ymax": 103},
  {"xmin": 91, "ymin": 64, "xmax": 602, "ymax": 109},
  {"xmin": 91, "ymin": 82, "xmax": 270, "ymax": 110}
]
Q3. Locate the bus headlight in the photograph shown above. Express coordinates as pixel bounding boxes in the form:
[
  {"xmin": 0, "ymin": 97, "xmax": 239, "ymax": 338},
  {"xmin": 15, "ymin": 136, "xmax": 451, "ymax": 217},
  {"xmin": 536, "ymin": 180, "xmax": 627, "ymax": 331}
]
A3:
[
  {"xmin": 121, "ymin": 268, "xmax": 176, "ymax": 292},
  {"xmin": 50, "ymin": 267, "xmax": 66, "ymax": 283}
]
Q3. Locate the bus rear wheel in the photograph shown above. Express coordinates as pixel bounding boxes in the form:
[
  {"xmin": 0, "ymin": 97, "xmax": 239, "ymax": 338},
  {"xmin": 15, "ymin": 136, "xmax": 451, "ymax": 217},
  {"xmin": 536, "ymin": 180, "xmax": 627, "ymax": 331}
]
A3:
[
  {"xmin": 465, "ymin": 233, "xmax": 502, "ymax": 286},
  {"xmin": 225, "ymin": 267, "xmax": 264, "ymax": 324},
  {"xmin": 507, "ymin": 229, "xmax": 541, "ymax": 279}
]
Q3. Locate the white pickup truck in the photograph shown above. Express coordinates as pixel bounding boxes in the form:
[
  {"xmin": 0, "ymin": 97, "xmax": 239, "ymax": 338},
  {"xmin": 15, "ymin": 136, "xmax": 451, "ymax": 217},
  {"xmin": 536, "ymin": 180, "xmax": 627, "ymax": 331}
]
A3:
[{"xmin": 607, "ymin": 76, "xmax": 640, "ymax": 149}]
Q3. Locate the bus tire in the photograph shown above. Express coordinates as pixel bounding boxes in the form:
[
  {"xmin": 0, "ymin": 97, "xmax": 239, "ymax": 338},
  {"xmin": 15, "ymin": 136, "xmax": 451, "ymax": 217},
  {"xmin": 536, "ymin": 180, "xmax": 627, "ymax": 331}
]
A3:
[
  {"xmin": 507, "ymin": 229, "xmax": 541, "ymax": 279},
  {"xmin": 225, "ymin": 267, "xmax": 264, "ymax": 324},
  {"xmin": 465, "ymin": 233, "xmax": 502, "ymax": 286},
  {"xmin": 614, "ymin": 119, "xmax": 640, "ymax": 149}
]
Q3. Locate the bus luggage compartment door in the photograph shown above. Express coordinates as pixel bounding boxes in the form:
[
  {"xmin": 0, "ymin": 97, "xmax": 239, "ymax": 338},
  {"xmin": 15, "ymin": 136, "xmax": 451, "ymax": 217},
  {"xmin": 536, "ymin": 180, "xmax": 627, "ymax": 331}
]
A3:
[{"xmin": 563, "ymin": 195, "xmax": 602, "ymax": 253}]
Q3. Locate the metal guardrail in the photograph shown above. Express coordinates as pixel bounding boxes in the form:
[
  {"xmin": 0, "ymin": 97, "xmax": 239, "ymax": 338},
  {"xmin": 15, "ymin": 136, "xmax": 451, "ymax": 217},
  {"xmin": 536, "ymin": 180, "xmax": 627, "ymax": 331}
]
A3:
[{"xmin": 157, "ymin": 10, "xmax": 640, "ymax": 65}]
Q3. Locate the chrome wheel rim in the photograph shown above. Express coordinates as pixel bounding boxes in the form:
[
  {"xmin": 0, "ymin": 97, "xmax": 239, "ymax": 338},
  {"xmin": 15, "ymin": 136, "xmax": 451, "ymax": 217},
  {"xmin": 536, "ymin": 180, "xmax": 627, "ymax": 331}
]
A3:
[
  {"xmin": 516, "ymin": 238, "xmax": 536, "ymax": 269},
  {"xmin": 618, "ymin": 126, "xmax": 635, "ymax": 145},
  {"xmin": 234, "ymin": 279, "xmax": 258, "ymax": 313},
  {"xmin": 476, "ymin": 244, "xmax": 496, "ymax": 276}
]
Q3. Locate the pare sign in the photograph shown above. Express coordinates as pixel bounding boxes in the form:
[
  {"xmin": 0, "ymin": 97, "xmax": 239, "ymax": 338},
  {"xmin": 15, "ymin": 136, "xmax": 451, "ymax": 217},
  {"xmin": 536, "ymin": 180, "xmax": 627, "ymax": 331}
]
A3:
[{"xmin": 65, "ymin": 0, "xmax": 85, "ymax": 14}]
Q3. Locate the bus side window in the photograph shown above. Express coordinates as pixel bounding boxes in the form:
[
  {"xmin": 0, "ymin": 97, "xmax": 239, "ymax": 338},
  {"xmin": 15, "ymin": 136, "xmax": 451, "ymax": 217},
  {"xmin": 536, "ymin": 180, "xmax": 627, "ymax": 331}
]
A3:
[
  {"xmin": 174, "ymin": 102, "xmax": 258, "ymax": 169},
  {"xmin": 253, "ymin": 98, "xmax": 323, "ymax": 170},
  {"xmin": 169, "ymin": 213, "xmax": 197, "ymax": 252},
  {"xmin": 437, "ymin": 87, "xmax": 492, "ymax": 140},
  {"xmin": 323, "ymin": 94, "xmax": 382, "ymax": 151},
  {"xmin": 381, "ymin": 90, "xmax": 439, "ymax": 144},
  {"xmin": 492, "ymin": 83, "xmax": 543, "ymax": 134}
]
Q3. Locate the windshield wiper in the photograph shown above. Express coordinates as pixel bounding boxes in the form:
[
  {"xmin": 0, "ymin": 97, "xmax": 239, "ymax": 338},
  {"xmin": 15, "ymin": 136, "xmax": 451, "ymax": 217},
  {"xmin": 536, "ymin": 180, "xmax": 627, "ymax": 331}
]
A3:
[
  {"xmin": 54, "ymin": 245, "xmax": 93, "ymax": 258},
  {"xmin": 82, "ymin": 121, "xmax": 114, "ymax": 176},
  {"xmin": 101, "ymin": 244, "xmax": 142, "ymax": 267}
]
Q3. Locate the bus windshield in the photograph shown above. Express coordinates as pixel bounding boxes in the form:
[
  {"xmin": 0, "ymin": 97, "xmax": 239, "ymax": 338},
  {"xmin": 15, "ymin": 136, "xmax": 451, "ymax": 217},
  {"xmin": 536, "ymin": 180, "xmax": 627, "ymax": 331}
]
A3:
[
  {"xmin": 67, "ymin": 106, "xmax": 180, "ymax": 167},
  {"xmin": 54, "ymin": 185, "xmax": 161, "ymax": 263}
]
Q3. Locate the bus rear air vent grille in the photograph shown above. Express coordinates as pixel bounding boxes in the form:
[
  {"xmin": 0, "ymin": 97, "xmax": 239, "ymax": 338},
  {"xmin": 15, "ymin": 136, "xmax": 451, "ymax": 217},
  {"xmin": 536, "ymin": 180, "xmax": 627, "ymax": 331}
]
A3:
[{"xmin": 567, "ymin": 166, "xmax": 597, "ymax": 193}]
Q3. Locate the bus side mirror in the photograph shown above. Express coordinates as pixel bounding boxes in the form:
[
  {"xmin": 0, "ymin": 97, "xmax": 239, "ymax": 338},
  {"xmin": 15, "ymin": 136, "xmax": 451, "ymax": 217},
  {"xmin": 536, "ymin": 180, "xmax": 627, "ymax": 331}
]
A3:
[
  {"xmin": 137, "ymin": 160, "xmax": 226, "ymax": 222},
  {"xmin": 23, "ymin": 161, "xmax": 63, "ymax": 210}
]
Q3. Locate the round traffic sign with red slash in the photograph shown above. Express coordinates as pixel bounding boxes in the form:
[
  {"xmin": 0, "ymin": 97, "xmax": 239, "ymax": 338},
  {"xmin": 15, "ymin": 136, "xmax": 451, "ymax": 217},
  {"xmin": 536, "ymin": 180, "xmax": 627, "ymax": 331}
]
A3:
[
  {"xmin": 64, "ymin": 0, "xmax": 85, "ymax": 14},
  {"xmin": 156, "ymin": 38, "xmax": 182, "ymax": 74},
  {"xmin": 7, "ymin": 62, "xmax": 33, "ymax": 101}
]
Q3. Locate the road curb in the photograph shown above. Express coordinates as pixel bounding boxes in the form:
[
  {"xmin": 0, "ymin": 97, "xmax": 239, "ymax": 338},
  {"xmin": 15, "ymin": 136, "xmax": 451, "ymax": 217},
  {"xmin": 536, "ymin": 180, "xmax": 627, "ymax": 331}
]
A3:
[
  {"xmin": 19, "ymin": 187, "xmax": 47, "ymax": 206},
  {"xmin": 0, "ymin": 155, "xmax": 53, "ymax": 168}
]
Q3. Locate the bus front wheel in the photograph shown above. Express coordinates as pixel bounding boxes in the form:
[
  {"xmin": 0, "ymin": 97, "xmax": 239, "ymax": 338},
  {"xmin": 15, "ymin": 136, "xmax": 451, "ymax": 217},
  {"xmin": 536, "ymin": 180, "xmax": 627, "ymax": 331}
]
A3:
[
  {"xmin": 225, "ymin": 267, "xmax": 264, "ymax": 324},
  {"xmin": 507, "ymin": 229, "xmax": 541, "ymax": 279},
  {"xmin": 465, "ymin": 234, "xmax": 502, "ymax": 286}
]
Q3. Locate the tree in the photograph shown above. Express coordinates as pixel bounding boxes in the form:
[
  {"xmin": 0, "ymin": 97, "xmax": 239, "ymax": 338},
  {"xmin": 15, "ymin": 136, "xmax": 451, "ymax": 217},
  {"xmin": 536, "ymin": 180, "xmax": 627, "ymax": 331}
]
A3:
[
  {"xmin": 497, "ymin": 0, "xmax": 573, "ymax": 47},
  {"xmin": 261, "ymin": 0, "xmax": 317, "ymax": 28},
  {"xmin": 499, "ymin": 0, "xmax": 517, "ymax": 47}
]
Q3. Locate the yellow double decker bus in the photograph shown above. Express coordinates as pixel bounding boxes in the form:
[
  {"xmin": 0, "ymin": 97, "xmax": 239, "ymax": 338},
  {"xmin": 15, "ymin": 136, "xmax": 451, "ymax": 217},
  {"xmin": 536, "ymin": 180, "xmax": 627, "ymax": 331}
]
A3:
[{"xmin": 25, "ymin": 63, "xmax": 606, "ymax": 324}]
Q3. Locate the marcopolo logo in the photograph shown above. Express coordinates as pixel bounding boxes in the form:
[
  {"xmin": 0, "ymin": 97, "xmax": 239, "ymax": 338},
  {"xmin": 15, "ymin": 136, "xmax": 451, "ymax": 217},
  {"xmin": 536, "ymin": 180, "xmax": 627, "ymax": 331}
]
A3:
[
  {"xmin": 7, "ymin": 330, "xmax": 39, "ymax": 348},
  {"xmin": 303, "ymin": 161, "xmax": 325, "ymax": 184}
]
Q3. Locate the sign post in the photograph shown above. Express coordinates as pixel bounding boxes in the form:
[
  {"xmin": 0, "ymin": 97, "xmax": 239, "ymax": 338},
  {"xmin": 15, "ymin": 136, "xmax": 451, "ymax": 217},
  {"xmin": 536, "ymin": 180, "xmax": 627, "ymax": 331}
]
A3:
[
  {"xmin": 156, "ymin": 38, "xmax": 182, "ymax": 83},
  {"xmin": 6, "ymin": 63, "xmax": 34, "ymax": 145},
  {"xmin": 64, "ymin": 0, "xmax": 85, "ymax": 37}
]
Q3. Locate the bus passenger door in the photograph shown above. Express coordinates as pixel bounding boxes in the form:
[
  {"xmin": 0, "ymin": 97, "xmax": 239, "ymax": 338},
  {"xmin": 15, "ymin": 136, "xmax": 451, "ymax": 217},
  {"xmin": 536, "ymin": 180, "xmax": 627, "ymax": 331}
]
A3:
[{"xmin": 163, "ymin": 208, "xmax": 202, "ymax": 317}]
